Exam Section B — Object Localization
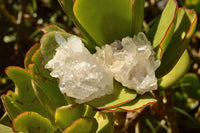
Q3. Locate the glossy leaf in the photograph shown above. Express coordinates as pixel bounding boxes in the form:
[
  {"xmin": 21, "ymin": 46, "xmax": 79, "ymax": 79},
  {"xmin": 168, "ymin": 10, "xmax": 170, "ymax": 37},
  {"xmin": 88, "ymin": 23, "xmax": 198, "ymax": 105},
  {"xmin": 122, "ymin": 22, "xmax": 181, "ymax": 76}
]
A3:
[
  {"xmin": 55, "ymin": 104, "xmax": 85, "ymax": 130},
  {"xmin": 1, "ymin": 67, "xmax": 52, "ymax": 121},
  {"xmin": 102, "ymin": 93, "xmax": 156, "ymax": 112},
  {"xmin": 41, "ymin": 24, "xmax": 66, "ymax": 33},
  {"xmin": 147, "ymin": 0, "xmax": 177, "ymax": 59},
  {"xmin": 58, "ymin": 0, "xmax": 97, "ymax": 51},
  {"xmin": 73, "ymin": 0, "xmax": 132, "ymax": 46},
  {"xmin": 12, "ymin": 112, "xmax": 54, "ymax": 133},
  {"xmin": 159, "ymin": 50, "xmax": 191, "ymax": 89},
  {"xmin": 87, "ymin": 81, "xmax": 137, "ymax": 110},
  {"xmin": 0, "ymin": 124, "xmax": 15, "ymax": 133},
  {"xmin": 131, "ymin": 0, "xmax": 145, "ymax": 34},
  {"xmin": 95, "ymin": 112, "xmax": 114, "ymax": 133},
  {"xmin": 156, "ymin": 8, "xmax": 197, "ymax": 77},
  {"xmin": 63, "ymin": 117, "xmax": 98, "ymax": 133},
  {"xmin": 29, "ymin": 50, "xmax": 67, "ymax": 115},
  {"xmin": 24, "ymin": 43, "xmax": 40, "ymax": 70}
]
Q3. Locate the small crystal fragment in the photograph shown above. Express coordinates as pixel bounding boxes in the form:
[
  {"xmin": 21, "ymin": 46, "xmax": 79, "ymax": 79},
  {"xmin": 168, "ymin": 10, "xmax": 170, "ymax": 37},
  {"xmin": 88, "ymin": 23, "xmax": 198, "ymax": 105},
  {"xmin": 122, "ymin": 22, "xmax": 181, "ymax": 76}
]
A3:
[
  {"xmin": 94, "ymin": 32, "xmax": 161, "ymax": 94},
  {"xmin": 45, "ymin": 33, "xmax": 113, "ymax": 104}
]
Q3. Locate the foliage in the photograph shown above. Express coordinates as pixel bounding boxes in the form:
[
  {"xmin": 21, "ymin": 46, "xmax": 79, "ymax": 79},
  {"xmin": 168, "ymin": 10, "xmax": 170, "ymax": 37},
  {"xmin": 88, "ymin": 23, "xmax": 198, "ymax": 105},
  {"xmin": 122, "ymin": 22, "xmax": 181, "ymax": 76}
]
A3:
[{"xmin": 0, "ymin": 0, "xmax": 199, "ymax": 132}]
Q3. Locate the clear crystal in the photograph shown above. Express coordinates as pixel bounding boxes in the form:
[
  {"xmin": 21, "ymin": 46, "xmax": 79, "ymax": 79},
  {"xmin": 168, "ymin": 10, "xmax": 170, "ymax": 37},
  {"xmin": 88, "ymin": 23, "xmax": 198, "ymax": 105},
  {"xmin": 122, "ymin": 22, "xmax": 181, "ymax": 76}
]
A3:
[
  {"xmin": 94, "ymin": 32, "xmax": 161, "ymax": 95},
  {"xmin": 45, "ymin": 33, "xmax": 113, "ymax": 104}
]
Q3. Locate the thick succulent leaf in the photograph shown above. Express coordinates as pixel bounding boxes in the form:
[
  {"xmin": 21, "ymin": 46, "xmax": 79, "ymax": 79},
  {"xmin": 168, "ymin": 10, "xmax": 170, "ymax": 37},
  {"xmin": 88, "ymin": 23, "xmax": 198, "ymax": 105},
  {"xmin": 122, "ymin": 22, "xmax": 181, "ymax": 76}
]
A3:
[
  {"xmin": 58, "ymin": 0, "xmax": 97, "ymax": 50},
  {"xmin": 156, "ymin": 8, "xmax": 197, "ymax": 77},
  {"xmin": 101, "ymin": 93, "xmax": 156, "ymax": 112},
  {"xmin": 55, "ymin": 104, "xmax": 85, "ymax": 130},
  {"xmin": 159, "ymin": 50, "xmax": 191, "ymax": 89},
  {"xmin": 24, "ymin": 43, "xmax": 40, "ymax": 70},
  {"xmin": 12, "ymin": 112, "xmax": 54, "ymax": 133},
  {"xmin": 40, "ymin": 31, "xmax": 72, "ymax": 65},
  {"xmin": 41, "ymin": 24, "xmax": 66, "ymax": 33},
  {"xmin": 29, "ymin": 50, "xmax": 67, "ymax": 114},
  {"xmin": 0, "ymin": 124, "xmax": 15, "ymax": 133},
  {"xmin": 180, "ymin": 73, "xmax": 200, "ymax": 100},
  {"xmin": 147, "ymin": 0, "xmax": 177, "ymax": 59},
  {"xmin": 73, "ymin": 0, "xmax": 132, "ymax": 46},
  {"xmin": 131, "ymin": 0, "xmax": 145, "ymax": 34},
  {"xmin": 95, "ymin": 112, "xmax": 114, "ymax": 133},
  {"xmin": 1, "ymin": 67, "xmax": 52, "ymax": 121},
  {"xmin": 63, "ymin": 117, "xmax": 98, "ymax": 133},
  {"xmin": 87, "ymin": 81, "xmax": 137, "ymax": 110}
]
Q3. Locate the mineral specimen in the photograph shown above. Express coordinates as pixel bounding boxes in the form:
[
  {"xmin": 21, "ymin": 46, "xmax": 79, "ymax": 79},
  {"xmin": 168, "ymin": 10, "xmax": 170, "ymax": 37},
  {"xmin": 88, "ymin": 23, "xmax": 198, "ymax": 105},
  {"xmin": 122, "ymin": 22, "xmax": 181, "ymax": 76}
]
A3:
[
  {"xmin": 94, "ymin": 32, "xmax": 160, "ymax": 94},
  {"xmin": 45, "ymin": 33, "xmax": 113, "ymax": 103}
]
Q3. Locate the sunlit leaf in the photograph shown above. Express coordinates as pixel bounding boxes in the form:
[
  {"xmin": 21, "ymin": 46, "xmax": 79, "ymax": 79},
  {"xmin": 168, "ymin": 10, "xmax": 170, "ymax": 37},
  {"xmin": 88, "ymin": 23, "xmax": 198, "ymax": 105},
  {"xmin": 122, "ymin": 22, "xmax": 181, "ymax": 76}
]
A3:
[
  {"xmin": 55, "ymin": 104, "xmax": 85, "ymax": 130},
  {"xmin": 1, "ymin": 67, "xmax": 52, "ymax": 121},
  {"xmin": 95, "ymin": 112, "xmax": 114, "ymax": 133},
  {"xmin": 73, "ymin": 0, "xmax": 132, "ymax": 46},
  {"xmin": 0, "ymin": 124, "xmax": 15, "ymax": 133},
  {"xmin": 41, "ymin": 24, "xmax": 66, "ymax": 33},
  {"xmin": 87, "ymin": 81, "xmax": 137, "ymax": 110},
  {"xmin": 147, "ymin": 0, "xmax": 177, "ymax": 59},
  {"xmin": 12, "ymin": 112, "xmax": 54, "ymax": 133},
  {"xmin": 102, "ymin": 93, "xmax": 156, "ymax": 112},
  {"xmin": 156, "ymin": 8, "xmax": 197, "ymax": 77},
  {"xmin": 63, "ymin": 117, "xmax": 98, "ymax": 133},
  {"xmin": 159, "ymin": 50, "xmax": 191, "ymax": 88}
]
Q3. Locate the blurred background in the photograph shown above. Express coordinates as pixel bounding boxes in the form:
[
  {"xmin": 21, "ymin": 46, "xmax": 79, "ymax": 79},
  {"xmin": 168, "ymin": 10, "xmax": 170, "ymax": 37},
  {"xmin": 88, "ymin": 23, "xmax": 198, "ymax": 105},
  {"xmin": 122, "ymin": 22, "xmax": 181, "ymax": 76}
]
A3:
[{"xmin": 0, "ymin": 0, "xmax": 200, "ymax": 132}]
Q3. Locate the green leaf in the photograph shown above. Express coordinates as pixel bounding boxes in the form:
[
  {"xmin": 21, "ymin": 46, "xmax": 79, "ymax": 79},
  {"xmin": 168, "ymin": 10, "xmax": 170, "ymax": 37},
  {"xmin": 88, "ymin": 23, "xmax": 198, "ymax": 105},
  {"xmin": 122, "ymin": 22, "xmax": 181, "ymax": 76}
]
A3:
[
  {"xmin": 73, "ymin": 0, "xmax": 132, "ymax": 46},
  {"xmin": 12, "ymin": 112, "xmax": 54, "ymax": 133},
  {"xmin": 41, "ymin": 24, "xmax": 66, "ymax": 33},
  {"xmin": 24, "ymin": 43, "xmax": 40, "ymax": 70},
  {"xmin": 156, "ymin": 8, "xmax": 197, "ymax": 77},
  {"xmin": 131, "ymin": 0, "xmax": 145, "ymax": 35},
  {"xmin": 180, "ymin": 73, "xmax": 200, "ymax": 100},
  {"xmin": 63, "ymin": 117, "xmax": 98, "ymax": 133},
  {"xmin": 29, "ymin": 50, "xmax": 67, "ymax": 114},
  {"xmin": 55, "ymin": 104, "xmax": 85, "ymax": 130},
  {"xmin": 40, "ymin": 31, "xmax": 72, "ymax": 65},
  {"xmin": 147, "ymin": 0, "xmax": 177, "ymax": 59},
  {"xmin": 0, "ymin": 124, "xmax": 15, "ymax": 133},
  {"xmin": 1, "ymin": 67, "xmax": 52, "ymax": 121},
  {"xmin": 159, "ymin": 50, "xmax": 191, "ymax": 89},
  {"xmin": 95, "ymin": 112, "xmax": 114, "ymax": 133},
  {"xmin": 58, "ymin": 0, "xmax": 97, "ymax": 51},
  {"xmin": 102, "ymin": 93, "xmax": 156, "ymax": 112},
  {"xmin": 87, "ymin": 81, "xmax": 137, "ymax": 110}
]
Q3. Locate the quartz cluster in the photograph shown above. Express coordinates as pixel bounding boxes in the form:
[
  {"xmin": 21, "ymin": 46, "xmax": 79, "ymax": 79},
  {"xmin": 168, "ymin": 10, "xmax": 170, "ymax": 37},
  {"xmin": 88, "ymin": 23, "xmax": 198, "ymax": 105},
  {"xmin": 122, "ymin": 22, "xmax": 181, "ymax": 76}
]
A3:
[
  {"xmin": 45, "ymin": 32, "xmax": 160, "ymax": 104},
  {"xmin": 45, "ymin": 33, "xmax": 113, "ymax": 104},
  {"xmin": 94, "ymin": 32, "xmax": 161, "ymax": 94}
]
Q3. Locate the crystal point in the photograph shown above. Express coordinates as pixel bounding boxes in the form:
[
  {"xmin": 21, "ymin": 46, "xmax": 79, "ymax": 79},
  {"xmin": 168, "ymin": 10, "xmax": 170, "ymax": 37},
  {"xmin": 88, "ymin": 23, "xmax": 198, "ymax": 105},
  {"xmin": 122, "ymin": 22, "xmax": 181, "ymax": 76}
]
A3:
[
  {"xmin": 94, "ymin": 32, "xmax": 160, "ymax": 94},
  {"xmin": 45, "ymin": 34, "xmax": 113, "ymax": 103}
]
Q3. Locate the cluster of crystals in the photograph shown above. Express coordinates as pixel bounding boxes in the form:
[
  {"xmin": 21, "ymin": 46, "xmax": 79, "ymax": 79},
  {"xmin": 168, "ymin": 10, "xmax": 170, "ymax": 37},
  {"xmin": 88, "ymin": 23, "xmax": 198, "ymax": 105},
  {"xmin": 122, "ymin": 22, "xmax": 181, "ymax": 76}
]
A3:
[
  {"xmin": 45, "ymin": 33, "xmax": 113, "ymax": 104},
  {"xmin": 94, "ymin": 32, "xmax": 161, "ymax": 94}
]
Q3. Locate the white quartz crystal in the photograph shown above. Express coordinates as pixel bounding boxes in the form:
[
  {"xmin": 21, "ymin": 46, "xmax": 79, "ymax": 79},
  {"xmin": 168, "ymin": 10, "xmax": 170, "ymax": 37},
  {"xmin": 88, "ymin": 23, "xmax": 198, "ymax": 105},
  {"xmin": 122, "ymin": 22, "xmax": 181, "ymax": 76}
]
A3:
[
  {"xmin": 94, "ymin": 32, "xmax": 161, "ymax": 94},
  {"xmin": 45, "ymin": 33, "xmax": 113, "ymax": 104}
]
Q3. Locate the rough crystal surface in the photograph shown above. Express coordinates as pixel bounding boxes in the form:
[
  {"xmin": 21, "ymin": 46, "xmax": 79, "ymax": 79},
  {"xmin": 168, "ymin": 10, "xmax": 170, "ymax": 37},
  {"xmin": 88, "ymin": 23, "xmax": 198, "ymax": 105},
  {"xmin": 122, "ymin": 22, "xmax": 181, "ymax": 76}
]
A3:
[
  {"xmin": 94, "ymin": 32, "xmax": 161, "ymax": 94},
  {"xmin": 45, "ymin": 33, "xmax": 113, "ymax": 104}
]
